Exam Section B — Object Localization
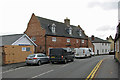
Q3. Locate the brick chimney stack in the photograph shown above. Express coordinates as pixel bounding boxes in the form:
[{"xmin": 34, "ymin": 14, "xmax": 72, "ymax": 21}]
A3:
[
  {"xmin": 64, "ymin": 17, "xmax": 70, "ymax": 26},
  {"xmin": 91, "ymin": 35, "xmax": 94, "ymax": 41}
]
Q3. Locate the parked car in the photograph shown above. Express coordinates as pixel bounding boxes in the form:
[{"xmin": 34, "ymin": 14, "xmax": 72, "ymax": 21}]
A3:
[
  {"xmin": 109, "ymin": 51, "xmax": 115, "ymax": 55},
  {"xmin": 90, "ymin": 52, "xmax": 95, "ymax": 56},
  {"xmin": 26, "ymin": 53, "xmax": 49, "ymax": 66},
  {"xmin": 49, "ymin": 48, "xmax": 74, "ymax": 64},
  {"xmin": 74, "ymin": 48, "xmax": 91, "ymax": 58}
]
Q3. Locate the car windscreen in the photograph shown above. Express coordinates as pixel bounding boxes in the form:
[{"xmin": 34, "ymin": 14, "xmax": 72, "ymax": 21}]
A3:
[{"xmin": 28, "ymin": 54, "xmax": 35, "ymax": 57}]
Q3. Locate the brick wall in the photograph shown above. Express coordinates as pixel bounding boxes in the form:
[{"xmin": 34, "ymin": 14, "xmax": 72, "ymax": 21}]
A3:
[
  {"xmin": 88, "ymin": 39, "xmax": 94, "ymax": 52},
  {"xmin": 3, "ymin": 45, "xmax": 34, "ymax": 64},
  {"xmin": 24, "ymin": 13, "xmax": 46, "ymax": 53},
  {"xmin": 24, "ymin": 13, "xmax": 89, "ymax": 55},
  {"xmin": 46, "ymin": 36, "xmax": 88, "ymax": 55}
]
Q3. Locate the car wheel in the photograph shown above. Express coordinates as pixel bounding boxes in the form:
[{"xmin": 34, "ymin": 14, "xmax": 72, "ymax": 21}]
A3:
[
  {"xmin": 51, "ymin": 61, "xmax": 54, "ymax": 64},
  {"xmin": 64, "ymin": 59, "xmax": 67, "ymax": 64},
  {"xmin": 26, "ymin": 63, "xmax": 30, "ymax": 66},
  {"xmin": 38, "ymin": 61, "xmax": 41, "ymax": 66},
  {"xmin": 71, "ymin": 59, "xmax": 74, "ymax": 62}
]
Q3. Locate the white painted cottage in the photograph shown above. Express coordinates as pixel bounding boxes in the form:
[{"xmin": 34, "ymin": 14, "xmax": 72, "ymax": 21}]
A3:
[{"xmin": 89, "ymin": 35, "xmax": 111, "ymax": 55}]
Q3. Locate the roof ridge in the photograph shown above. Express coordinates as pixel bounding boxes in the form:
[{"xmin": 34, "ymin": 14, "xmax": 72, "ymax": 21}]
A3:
[
  {"xmin": 0, "ymin": 34, "xmax": 24, "ymax": 37},
  {"xmin": 95, "ymin": 37, "xmax": 108, "ymax": 41},
  {"xmin": 36, "ymin": 16, "xmax": 77, "ymax": 27}
]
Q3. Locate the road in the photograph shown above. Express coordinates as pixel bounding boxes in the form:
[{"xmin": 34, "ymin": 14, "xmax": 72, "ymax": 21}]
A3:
[{"xmin": 2, "ymin": 55, "xmax": 119, "ymax": 80}]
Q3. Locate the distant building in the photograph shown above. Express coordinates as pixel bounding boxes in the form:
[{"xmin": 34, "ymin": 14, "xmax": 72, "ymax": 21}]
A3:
[
  {"xmin": 106, "ymin": 35, "xmax": 114, "ymax": 52},
  {"xmin": 0, "ymin": 34, "xmax": 37, "ymax": 64},
  {"xmin": 24, "ymin": 13, "xmax": 94, "ymax": 55},
  {"xmin": 89, "ymin": 35, "xmax": 111, "ymax": 55},
  {"xmin": 114, "ymin": 23, "xmax": 120, "ymax": 63}
]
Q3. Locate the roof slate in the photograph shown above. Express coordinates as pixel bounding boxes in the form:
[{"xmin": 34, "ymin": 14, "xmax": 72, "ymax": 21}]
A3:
[
  {"xmin": 0, "ymin": 34, "xmax": 23, "ymax": 46},
  {"xmin": 89, "ymin": 37, "xmax": 111, "ymax": 43},
  {"xmin": 36, "ymin": 16, "xmax": 88, "ymax": 39}
]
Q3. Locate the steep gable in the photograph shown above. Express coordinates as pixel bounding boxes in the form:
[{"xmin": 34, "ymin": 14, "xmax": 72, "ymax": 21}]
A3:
[{"xmin": 24, "ymin": 13, "xmax": 45, "ymax": 37}]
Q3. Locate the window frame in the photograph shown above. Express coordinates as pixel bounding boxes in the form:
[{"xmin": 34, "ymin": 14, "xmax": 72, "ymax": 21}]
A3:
[
  {"xmin": 52, "ymin": 37, "xmax": 56, "ymax": 42},
  {"xmin": 76, "ymin": 39, "xmax": 79, "ymax": 43},
  {"xmin": 22, "ymin": 47, "xmax": 26, "ymax": 51},
  {"xmin": 67, "ymin": 39, "xmax": 70, "ymax": 43},
  {"xmin": 117, "ymin": 40, "xmax": 119, "ymax": 52},
  {"xmin": 79, "ymin": 30, "xmax": 82, "ymax": 36},
  {"xmin": 69, "ymin": 29, "xmax": 72, "ymax": 35},
  {"xmin": 52, "ymin": 27, "xmax": 55, "ymax": 33},
  {"xmin": 82, "ymin": 40, "xmax": 84, "ymax": 43}
]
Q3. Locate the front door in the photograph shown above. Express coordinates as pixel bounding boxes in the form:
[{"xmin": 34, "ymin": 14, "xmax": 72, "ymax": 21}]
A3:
[{"xmin": 97, "ymin": 50, "xmax": 99, "ymax": 55}]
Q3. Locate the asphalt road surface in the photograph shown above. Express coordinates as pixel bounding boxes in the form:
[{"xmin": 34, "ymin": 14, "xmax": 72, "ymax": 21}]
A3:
[{"xmin": 2, "ymin": 55, "xmax": 119, "ymax": 80}]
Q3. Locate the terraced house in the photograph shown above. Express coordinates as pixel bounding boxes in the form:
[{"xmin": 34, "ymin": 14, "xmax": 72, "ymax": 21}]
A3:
[
  {"xmin": 115, "ymin": 23, "xmax": 120, "ymax": 63},
  {"xmin": 24, "ymin": 13, "xmax": 94, "ymax": 55}
]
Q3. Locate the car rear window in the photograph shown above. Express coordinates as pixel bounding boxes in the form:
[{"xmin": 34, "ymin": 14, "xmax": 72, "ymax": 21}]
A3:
[
  {"xmin": 37, "ymin": 54, "xmax": 44, "ymax": 57},
  {"xmin": 28, "ymin": 54, "xmax": 35, "ymax": 57},
  {"xmin": 50, "ymin": 49, "xmax": 66, "ymax": 55}
]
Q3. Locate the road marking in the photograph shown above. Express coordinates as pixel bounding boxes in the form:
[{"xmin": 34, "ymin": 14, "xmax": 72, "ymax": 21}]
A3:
[
  {"xmin": 31, "ymin": 70, "xmax": 54, "ymax": 79},
  {"xmin": 86, "ymin": 59, "xmax": 104, "ymax": 80},
  {"xmin": 62, "ymin": 63, "xmax": 70, "ymax": 67},
  {"xmin": 28, "ymin": 64, "xmax": 49, "ymax": 68},
  {"xmin": 2, "ymin": 67, "xmax": 25, "ymax": 74},
  {"xmin": 90, "ymin": 60, "xmax": 103, "ymax": 79}
]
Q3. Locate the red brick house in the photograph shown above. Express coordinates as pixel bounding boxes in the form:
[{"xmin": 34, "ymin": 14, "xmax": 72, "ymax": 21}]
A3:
[{"xmin": 24, "ymin": 13, "xmax": 93, "ymax": 55}]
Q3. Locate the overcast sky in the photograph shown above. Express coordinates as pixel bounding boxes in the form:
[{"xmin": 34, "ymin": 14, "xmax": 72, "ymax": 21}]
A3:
[{"xmin": 0, "ymin": 0, "xmax": 119, "ymax": 40}]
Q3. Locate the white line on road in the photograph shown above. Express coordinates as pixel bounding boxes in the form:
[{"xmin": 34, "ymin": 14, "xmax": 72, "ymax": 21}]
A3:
[
  {"xmin": 31, "ymin": 70, "xmax": 54, "ymax": 78},
  {"xmin": 28, "ymin": 64, "xmax": 49, "ymax": 68},
  {"xmin": 62, "ymin": 63, "xmax": 70, "ymax": 67},
  {"xmin": 2, "ymin": 67, "xmax": 25, "ymax": 74}
]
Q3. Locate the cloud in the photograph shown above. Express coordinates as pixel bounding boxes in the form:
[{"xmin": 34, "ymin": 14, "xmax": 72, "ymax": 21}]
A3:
[
  {"xmin": 88, "ymin": 1, "xmax": 118, "ymax": 10},
  {"xmin": 96, "ymin": 25, "xmax": 115, "ymax": 31}
]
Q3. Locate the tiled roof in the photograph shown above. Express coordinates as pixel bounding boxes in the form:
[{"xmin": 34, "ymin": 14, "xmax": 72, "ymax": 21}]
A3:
[
  {"xmin": 36, "ymin": 16, "xmax": 88, "ymax": 39},
  {"xmin": 89, "ymin": 37, "xmax": 111, "ymax": 43},
  {"xmin": 0, "ymin": 34, "xmax": 23, "ymax": 46}
]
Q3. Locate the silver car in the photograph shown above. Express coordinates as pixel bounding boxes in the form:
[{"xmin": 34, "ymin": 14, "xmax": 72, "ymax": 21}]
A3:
[{"xmin": 26, "ymin": 53, "xmax": 49, "ymax": 66}]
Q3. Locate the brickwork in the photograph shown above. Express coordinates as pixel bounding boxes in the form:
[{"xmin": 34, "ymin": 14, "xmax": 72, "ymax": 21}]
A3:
[
  {"xmin": 24, "ymin": 13, "xmax": 94, "ymax": 56},
  {"xmin": 46, "ymin": 36, "xmax": 88, "ymax": 55},
  {"xmin": 3, "ymin": 45, "xmax": 34, "ymax": 64},
  {"xmin": 88, "ymin": 39, "xmax": 94, "ymax": 52},
  {"xmin": 24, "ymin": 13, "xmax": 46, "ymax": 53}
]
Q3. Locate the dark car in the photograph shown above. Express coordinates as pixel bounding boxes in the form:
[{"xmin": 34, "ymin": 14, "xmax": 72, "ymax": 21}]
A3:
[
  {"xmin": 26, "ymin": 53, "xmax": 49, "ymax": 66},
  {"xmin": 49, "ymin": 48, "xmax": 74, "ymax": 64}
]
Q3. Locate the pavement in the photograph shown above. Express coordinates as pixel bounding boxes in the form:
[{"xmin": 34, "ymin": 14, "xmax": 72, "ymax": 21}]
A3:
[
  {"xmin": 95, "ymin": 55, "xmax": 119, "ymax": 79},
  {"xmin": 2, "ymin": 62, "xmax": 26, "ymax": 72},
  {"xmin": 1, "ymin": 55, "xmax": 119, "ymax": 80}
]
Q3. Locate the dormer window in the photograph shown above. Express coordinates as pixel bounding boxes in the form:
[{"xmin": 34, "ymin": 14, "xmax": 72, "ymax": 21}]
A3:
[
  {"xmin": 52, "ymin": 23, "xmax": 56, "ymax": 33},
  {"xmin": 79, "ymin": 30, "xmax": 82, "ymax": 36},
  {"xmin": 69, "ymin": 27, "xmax": 72, "ymax": 35}
]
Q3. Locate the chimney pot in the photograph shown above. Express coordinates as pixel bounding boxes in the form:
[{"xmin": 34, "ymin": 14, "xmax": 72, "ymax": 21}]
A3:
[
  {"xmin": 64, "ymin": 17, "xmax": 70, "ymax": 26},
  {"xmin": 91, "ymin": 35, "xmax": 94, "ymax": 41}
]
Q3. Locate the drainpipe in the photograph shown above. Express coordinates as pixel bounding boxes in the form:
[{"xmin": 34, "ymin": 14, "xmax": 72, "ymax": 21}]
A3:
[
  {"xmin": 114, "ymin": 40, "xmax": 116, "ymax": 59},
  {"xmin": 45, "ymin": 35, "xmax": 47, "ymax": 55}
]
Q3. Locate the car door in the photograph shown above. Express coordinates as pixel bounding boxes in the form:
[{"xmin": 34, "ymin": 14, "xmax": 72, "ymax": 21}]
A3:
[
  {"xmin": 39, "ymin": 54, "xmax": 48, "ymax": 63},
  {"xmin": 37, "ymin": 54, "xmax": 46, "ymax": 63}
]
